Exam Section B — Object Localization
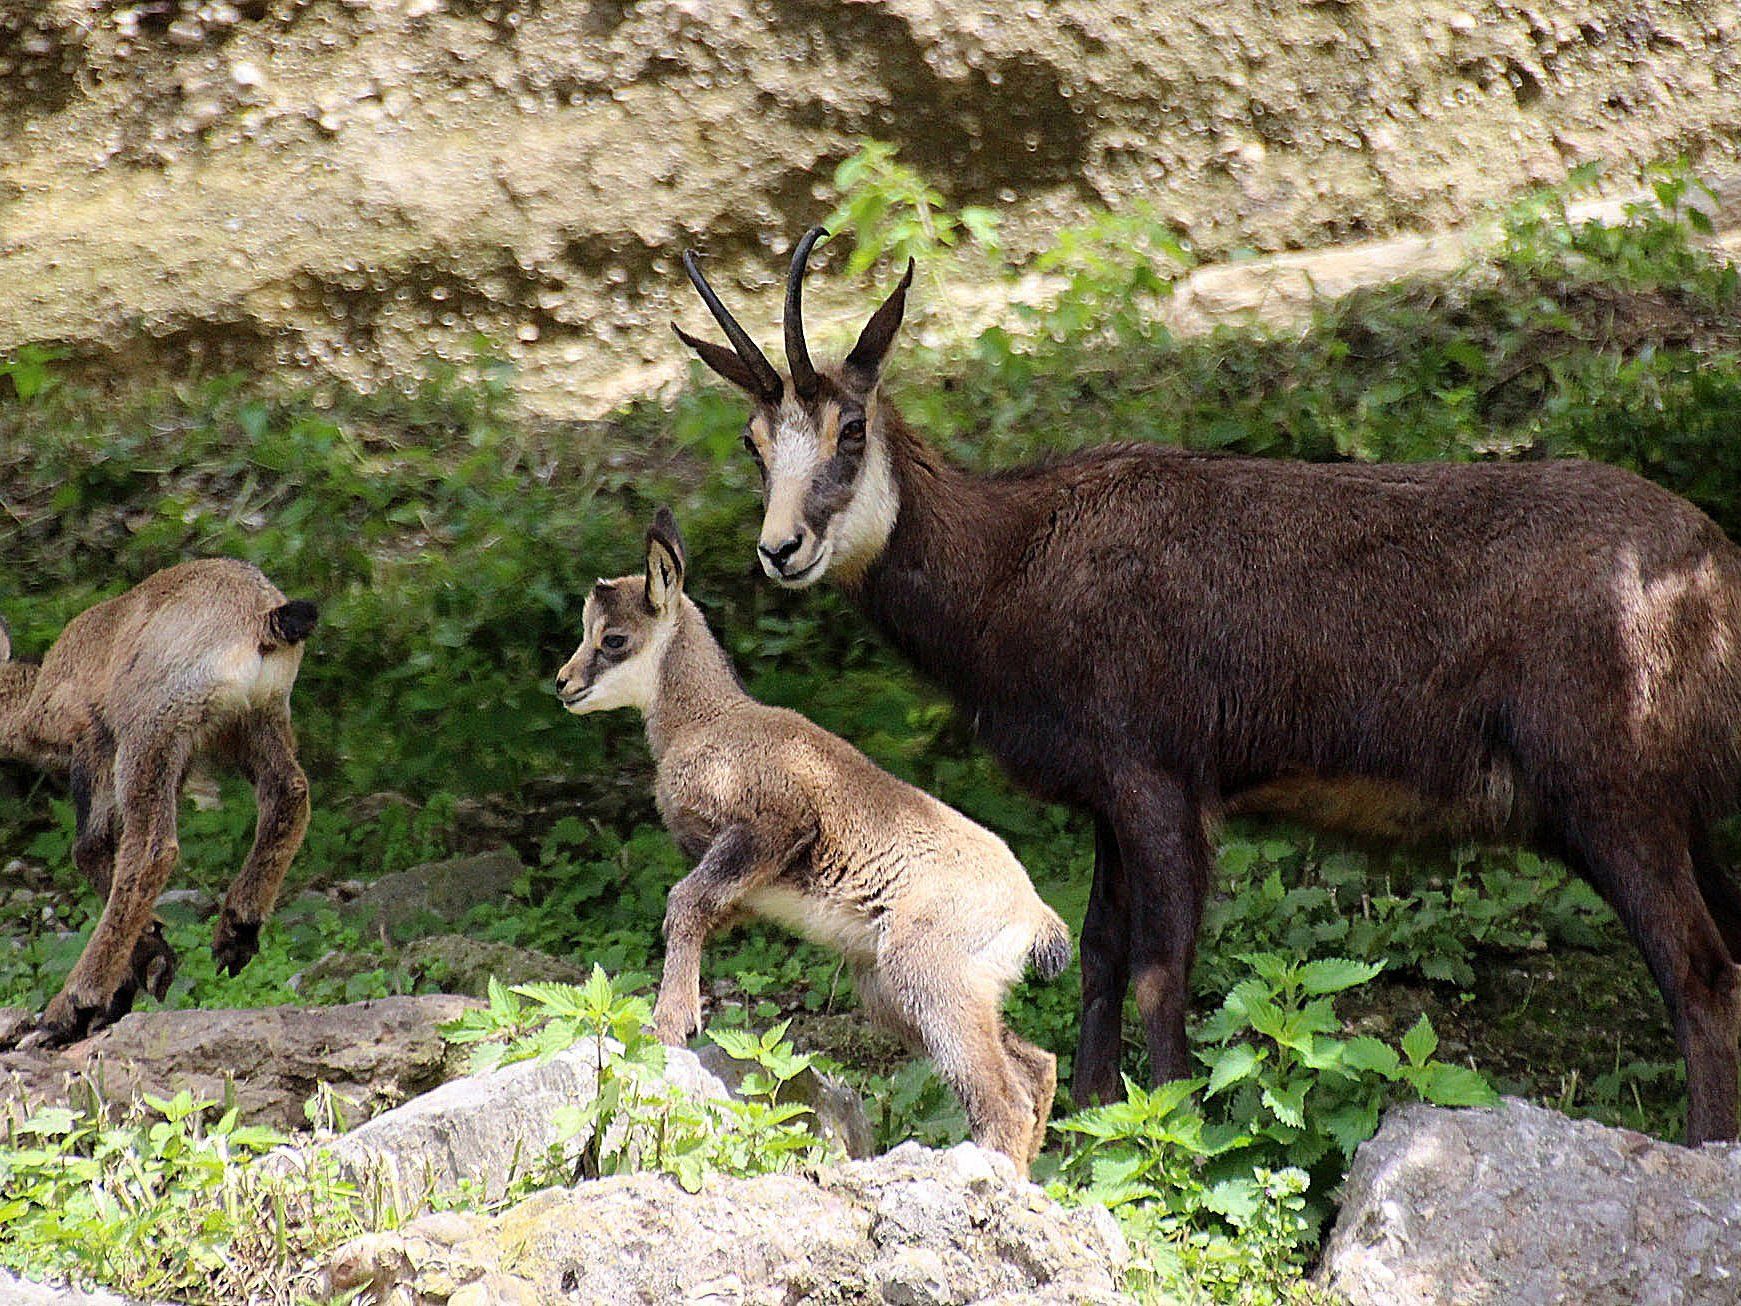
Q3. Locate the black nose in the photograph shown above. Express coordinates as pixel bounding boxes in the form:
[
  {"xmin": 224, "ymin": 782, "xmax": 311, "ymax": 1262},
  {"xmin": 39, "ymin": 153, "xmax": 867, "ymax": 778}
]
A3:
[
  {"xmin": 554, "ymin": 673, "xmax": 570, "ymax": 693},
  {"xmin": 759, "ymin": 529, "xmax": 807, "ymax": 569}
]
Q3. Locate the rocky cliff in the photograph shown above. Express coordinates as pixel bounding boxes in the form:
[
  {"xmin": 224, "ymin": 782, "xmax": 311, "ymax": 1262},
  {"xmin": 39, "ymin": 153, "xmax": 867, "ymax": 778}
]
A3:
[{"xmin": 2, "ymin": 0, "xmax": 1736, "ymax": 413}]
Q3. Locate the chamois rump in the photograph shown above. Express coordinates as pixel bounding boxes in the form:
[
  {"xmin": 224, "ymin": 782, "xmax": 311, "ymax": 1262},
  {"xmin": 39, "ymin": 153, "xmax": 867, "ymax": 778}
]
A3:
[
  {"xmin": 674, "ymin": 227, "xmax": 1741, "ymax": 1145},
  {"xmin": 555, "ymin": 508, "xmax": 1070, "ymax": 1173},
  {"xmin": 0, "ymin": 559, "xmax": 315, "ymax": 1048}
]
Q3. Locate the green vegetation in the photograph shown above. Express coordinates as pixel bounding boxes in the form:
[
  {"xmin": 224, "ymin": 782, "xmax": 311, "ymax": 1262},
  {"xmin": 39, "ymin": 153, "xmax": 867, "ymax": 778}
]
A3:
[{"xmin": 2, "ymin": 149, "xmax": 1738, "ymax": 1302}]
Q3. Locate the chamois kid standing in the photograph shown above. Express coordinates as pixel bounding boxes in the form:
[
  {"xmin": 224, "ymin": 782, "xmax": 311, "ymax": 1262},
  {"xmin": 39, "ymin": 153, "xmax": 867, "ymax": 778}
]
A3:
[{"xmin": 555, "ymin": 509, "xmax": 1069, "ymax": 1173}]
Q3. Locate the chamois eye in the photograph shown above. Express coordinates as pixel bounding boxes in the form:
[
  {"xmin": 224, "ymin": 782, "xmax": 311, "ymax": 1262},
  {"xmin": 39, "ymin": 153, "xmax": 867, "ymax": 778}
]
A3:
[
  {"xmin": 741, "ymin": 432, "xmax": 763, "ymax": 465},
  {"xmin": 839, "ymin": 417, "xmax": 866, "ymax": 449},
  {"xmin": 602, "ymin": 632, "xmax": 627, "ymax": 652}
]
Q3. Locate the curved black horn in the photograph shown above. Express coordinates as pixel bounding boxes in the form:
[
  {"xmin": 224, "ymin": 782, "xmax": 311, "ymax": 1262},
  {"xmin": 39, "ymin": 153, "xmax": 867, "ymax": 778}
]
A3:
[
  {"xmin": 784, "ymin": 225, "xmax": 829, "ymax": 400},
  {"xmin": 681, "ymin": 250, "xmax": 782, "ymax": 401}
]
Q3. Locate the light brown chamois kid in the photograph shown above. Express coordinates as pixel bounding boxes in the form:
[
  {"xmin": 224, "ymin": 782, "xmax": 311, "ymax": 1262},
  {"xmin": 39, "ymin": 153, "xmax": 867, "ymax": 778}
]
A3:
[
  {"xmin": 0, "ymin": 559, "xmax": 315, "ymax": 1048},
  {"xmin": 555, "ymin": 509, "xmax": 1071, "ymax": 1173}
]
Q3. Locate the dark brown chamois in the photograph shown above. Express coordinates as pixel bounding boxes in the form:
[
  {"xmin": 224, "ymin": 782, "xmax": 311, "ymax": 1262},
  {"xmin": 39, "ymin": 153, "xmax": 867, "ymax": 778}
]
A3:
[{"xmin": 673, "ymin": 227, "xmax": 1741, "ymax": 1145}]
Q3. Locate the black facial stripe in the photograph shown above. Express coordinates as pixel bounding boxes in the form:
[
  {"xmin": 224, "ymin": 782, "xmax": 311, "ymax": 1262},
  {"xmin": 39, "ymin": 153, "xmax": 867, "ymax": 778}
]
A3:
[{"xmin": 799, "ymin": 441, "xmax": 867, "ymax": 536}]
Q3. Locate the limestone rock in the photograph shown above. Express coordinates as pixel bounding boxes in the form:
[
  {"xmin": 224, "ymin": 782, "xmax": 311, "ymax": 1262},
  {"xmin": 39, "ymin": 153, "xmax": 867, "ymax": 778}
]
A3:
[
  {"xmin": 324, "ymin": 1141, "xmax": 1130, "ymax": 1304},
  {"xmin": 342, "ymin": 848, "xmax": 524, "ymax": 941},
  {"xmin": 3, "ymin": 1, "xmax": 1739, "ymax": 416},
  {"xmin": 403, "ymin": 934, "xmax": 588, "ymax": 996},
  {"xmin": 0, "ymin": 995, "xmax": 476, "ymax": 1130},
  {"xmin": 288, "ymin": 1033, "xmax": 875, "ymax": 1208},
  {"xmin": 1320, "ymin": 1097, "xmax": 1741, "ymax": 1305},
  {"xmin": 0, "ymin": 1270, "xmax": 157, "ymax": 1305}
]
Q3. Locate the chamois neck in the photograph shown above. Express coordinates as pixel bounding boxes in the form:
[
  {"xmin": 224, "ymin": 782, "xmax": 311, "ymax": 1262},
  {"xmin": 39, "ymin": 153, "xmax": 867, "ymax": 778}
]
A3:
[
  {"xmin": 645, "ymin": 601, "xmax": 752, "ymax": 758},
  {"xmin": 844, "ymin": 411, "xmax": 1023, "ymax": 701}
]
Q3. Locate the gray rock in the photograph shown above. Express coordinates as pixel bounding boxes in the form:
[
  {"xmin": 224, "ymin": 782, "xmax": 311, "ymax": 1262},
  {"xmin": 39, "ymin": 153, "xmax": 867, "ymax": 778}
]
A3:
[
  {"xmin": 151, "ymin": 887, "xmax": 215, "ymax": 923},
  {"xmin": 288, "ymin": 1032, "xmax": 874, "ymax": 1207},
  {"xmin": 342, "ymin": 848, "xmax": 524, "ymax": 941},
  {"xmin": 0, "ymin": 995, "xmax": 477, "ymax": 1131},
  {"xmin": 403, "ymin": 933, "xmax": 587, "ymax": 996},
  {"xmin": 324, "ymin": 1141, "xmax": 1130, "ymax": 1304},
  {"xmin": 1320, "ymin": 1097, "xmax": 1741, "ymax": 1305},
  {"xmin": 0, "ymin": 1269, "xmax": 159, "ymax": 1305}
]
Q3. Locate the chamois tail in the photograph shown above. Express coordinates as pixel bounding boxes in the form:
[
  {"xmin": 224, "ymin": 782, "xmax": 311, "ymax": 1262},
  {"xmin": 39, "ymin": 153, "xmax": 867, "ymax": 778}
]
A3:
[
  {"xmin": 265, "ymin": 600, "xmax": 319, "ymax": 646},
  {"xmin": 1028, "ymin": 909, "xmax": 1073, "ymax": 982}
]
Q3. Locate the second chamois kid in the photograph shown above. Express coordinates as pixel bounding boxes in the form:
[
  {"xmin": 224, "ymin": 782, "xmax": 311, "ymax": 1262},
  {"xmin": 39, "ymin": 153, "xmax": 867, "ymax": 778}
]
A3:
[{"xmin": 556, "ymin": 508, "xmax": 1070, "ymax": 1173}]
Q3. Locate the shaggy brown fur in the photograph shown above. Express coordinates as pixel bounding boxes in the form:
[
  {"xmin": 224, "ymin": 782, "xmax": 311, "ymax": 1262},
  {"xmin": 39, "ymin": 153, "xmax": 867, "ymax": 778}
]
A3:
[
  {"xmin": 677, "ymin": 229, "xmax": 1741, "ymax": 1145},
  {"xmin": 0, "ymin": 559, "xmax": 315, "ymax": 1048},
  {"xmin": 556, "ymin": 510, "xmax": 1070, "ymax": 1172}
]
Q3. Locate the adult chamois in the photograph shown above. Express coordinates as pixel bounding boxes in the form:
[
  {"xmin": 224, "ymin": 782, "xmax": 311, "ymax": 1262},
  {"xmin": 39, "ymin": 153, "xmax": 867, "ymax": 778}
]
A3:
[
  {"xmin": 0, "ymin": 559, "xmax": 315, "ymax": 1047},
  {"xmin": 673, "ymin": 226, "xmax": 1741, "ymax": 1145}
]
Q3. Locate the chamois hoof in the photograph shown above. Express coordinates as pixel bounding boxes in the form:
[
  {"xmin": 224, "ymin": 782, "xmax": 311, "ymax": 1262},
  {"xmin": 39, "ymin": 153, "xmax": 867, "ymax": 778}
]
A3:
[
  {"xmin": 131, "ymin": 924, "xmax": 178, "ymax": 1002},
  {"xmin": 211, "ymin": 913, "xmax": 261, "ymax": 977}
]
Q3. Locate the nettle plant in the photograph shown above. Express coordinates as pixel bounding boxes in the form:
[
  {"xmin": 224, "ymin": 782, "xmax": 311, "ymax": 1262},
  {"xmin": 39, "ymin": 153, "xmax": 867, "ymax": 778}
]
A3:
[
  {"xmin": 1055, "ymin": 952, "xmax": 1496, "ymax": 1289},
  {"xmin": 441, "ymin": 968, "xmax": 833, "ymax": 1194}
]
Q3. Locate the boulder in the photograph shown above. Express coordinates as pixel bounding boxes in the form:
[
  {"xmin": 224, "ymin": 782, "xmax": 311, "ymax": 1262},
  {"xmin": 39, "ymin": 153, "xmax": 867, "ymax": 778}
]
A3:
[
  {"xmin": 324, "ymin": 1142, "xmax": 1130, "ymax": 1305},
  {"xmin": 0, "ymin": 995, "xmax": 476, "ymax": 1131},
  {"xmin": 1320, "ymin": 1097, "xmax": 1741, "ymax": 1305},
  {"xmin": 288, "ymin": 1034, "xmax": 873, "ymax": 1209},
  {"xmin": 0, "ymin": 1269, "xmax": 157, "ymax": 1305},
  {"xmin": 402, "ymin": 934, "xmax": 588, "ymax": 996},
  {"xmin": 342, "ymin": 849, "xmax": 524, "ymax": 942}
]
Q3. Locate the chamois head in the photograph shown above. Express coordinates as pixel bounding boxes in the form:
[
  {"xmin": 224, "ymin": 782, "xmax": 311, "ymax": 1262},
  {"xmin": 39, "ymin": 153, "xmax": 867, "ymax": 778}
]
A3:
[
  {"xmin": 674, "ymin": 227, "xmax": 911, "ymax": 589},
  {"xmin": 556, "ymin": 507, "xmax": 688, "ymax": 715}
]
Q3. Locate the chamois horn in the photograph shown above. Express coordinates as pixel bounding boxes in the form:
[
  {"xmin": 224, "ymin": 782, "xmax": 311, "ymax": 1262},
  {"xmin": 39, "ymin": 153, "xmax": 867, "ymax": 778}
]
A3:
[
  {"xmin": 784, "ymin": 225, "xmax": 829, "ymax": 400},
  {"xmin": 681, "ymin": 250, "xmax": 783, "ymax": 402}
]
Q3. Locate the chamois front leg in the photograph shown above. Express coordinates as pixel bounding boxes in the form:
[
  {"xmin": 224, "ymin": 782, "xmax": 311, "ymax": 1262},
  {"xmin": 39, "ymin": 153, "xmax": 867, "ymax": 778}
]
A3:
[
  {"xmin": 213, "ymin": 710, "xmax": 309, "ymax": 976},
  {"xmin": 654, "ymin": 823, "xmax": 811, "ymax": 1046},
  {"xmin": 29, "ymin": 730, "xmax": 192, "ymax": 1048}
]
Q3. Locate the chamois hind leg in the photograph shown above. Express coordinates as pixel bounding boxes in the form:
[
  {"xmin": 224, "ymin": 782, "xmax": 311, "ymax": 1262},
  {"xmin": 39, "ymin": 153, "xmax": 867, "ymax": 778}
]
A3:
[
  {"xmin": 1107, "ymin": 768, "xmax": 1211, "ymax": 1091},
  {"xmin": 212, "ymin": 709, "xmax": 309, "ymax": 976},
  {"xmin": 68, "ymin": 731, "xmax": 174, "ymax": 1005},
  {"xmin": 1569, "ymin": 811, "xmax": 1740, "ymax": 1145},
  {"xmin": 1690, "ymin": 825, "xmax": 1741, "ymax": 967},
  {"xmin": 883, "ymin": 952, "xmax": 1035, "ymax": 1174},
  {"xmin": 1002, "ymin": 1028, "xmax": 1057, "ymax": 1172},
  {"xmin": 30, "ymin": 729, "xmax": 192, "ymax": 1047},
  {"xmin": 1074, "ymin": 813, "xmax": 1131, "ymax": 1105}
]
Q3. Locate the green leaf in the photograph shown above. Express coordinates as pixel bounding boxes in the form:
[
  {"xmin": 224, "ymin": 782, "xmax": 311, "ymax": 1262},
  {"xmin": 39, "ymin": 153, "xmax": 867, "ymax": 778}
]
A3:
[
  {"xmin": 1401, "ymin": 1014, "xmax": 1439, "ymax": 1067},
  {"xmin": 1205, "ymin": 1043, "xmax": 1265, "ymax": 1097},
  {"xmin": 1342, "ymin": 1036, "xmax": 1402, "ymax": 1079},
  {"xmin": 1297, "ymin": 958, "xmax": 1385, "ymax": 995},
  {"xmin": 1408, "ymin": 1061, "xmax": 1499, "ymax": 1108}
]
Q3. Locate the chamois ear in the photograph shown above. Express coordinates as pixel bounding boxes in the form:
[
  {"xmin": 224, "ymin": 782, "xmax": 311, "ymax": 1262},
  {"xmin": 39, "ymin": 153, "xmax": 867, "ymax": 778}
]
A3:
[
  {"xmin": 672, "ymin": 324, "xmax": 774, "ymax": 401},
  {"xmin": 842, "ymin": 258, "xmax": 915, "ymax": 392},
  {"xmin": 644, "ymin": 507, "xmax": 687, "ymax": 615}
]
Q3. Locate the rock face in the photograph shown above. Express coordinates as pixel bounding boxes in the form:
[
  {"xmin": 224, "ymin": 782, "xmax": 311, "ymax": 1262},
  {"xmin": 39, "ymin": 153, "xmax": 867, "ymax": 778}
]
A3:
[
  {"xmin": 324, "ymin": 1141, "xmax": 1130, "ymax": 1305},
  {"xmin": 2, "ymin": 1, "xmax": 1738, "ymax": 414},
  {"xmin": 342, "ymin": 848, "xmax": 525, "ymax": 942},
  {"xmin": 0, "ymin": 995, "xmax": 476, "ymax": 1130},
  {"xmin": 290, "ymin": 1035, "xmax": 874, "ymax": 1207},
  {"xmin": 1320, "ymin": 1097, "xmax": 1741, "ymax": 1305}
]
